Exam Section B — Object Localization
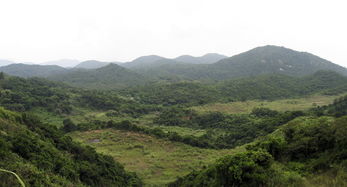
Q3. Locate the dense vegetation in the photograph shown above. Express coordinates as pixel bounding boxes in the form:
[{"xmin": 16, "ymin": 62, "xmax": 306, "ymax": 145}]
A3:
[
  {"xmin": 2, "ymin": 50, "xmax": 347, "ymax": 186},
  {"xmin": 2, "ymin": 46, "xmax": 347, "ymax": 90},
  {"xmin": 169, "ymin": 115, "xmax": 347, "ymax": 187},
  {"xmin": 0, "ymin": 76, "xmax": 72, "ymax": 113},
  {"xmin": 131, "ymin": 45, "xmax": 347, "ymax": 81},
  {"xmin": 49, "ymin": 64, "xmax": 148, "ymax": 89},
  {"xmin": 313, "ymin": 95, "xmax": 347, "ymax": 117},
  {"xmin": 124, "ymin": 71, "xmax": 347, "ymax": 106},
  {"xmin": 0, "ymin": 107, "xmax": 142, "ymax": 186},
  {"xmin": 153, "ymin": 107, "xmax": 304, "ymax": 148},
  {"xmin": 0, "ymin": 64, "xmax": 69, "ymax": 78},
  {"xmin": 0, "ymin": 75, "xmax": 156, "ymax": 118}
]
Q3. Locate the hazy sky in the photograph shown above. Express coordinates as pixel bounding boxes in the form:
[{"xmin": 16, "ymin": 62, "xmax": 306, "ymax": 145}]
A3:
[{"xmin": 0, "ymin": 0, "xmax": 346, "ymax": 66}]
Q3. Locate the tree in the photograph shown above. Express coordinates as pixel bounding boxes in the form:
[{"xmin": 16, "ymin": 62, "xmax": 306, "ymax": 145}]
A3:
[
  {"xmin": 0, "ymin": 72, "xmax": 4, "ymax": 80},
  {"xmin": 62, "ymin": 119, "xmax": 78, "ymax": 132}
]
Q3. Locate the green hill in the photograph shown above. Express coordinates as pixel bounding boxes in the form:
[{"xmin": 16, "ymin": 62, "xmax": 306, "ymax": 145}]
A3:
[
  {"xmin": 74, "ymin": 60, "xmax": 111, "ymax": 69},
  {"xmin": 0, "ymin": 107, "xmax": 141, "ymax": 186},
  {"xmin": 0, "ymin": 64, "xmax": 69, "ymax": 78},
  {"xmin": 124, "ymin": 71, "xmax": 347, "ymax": 106},
  {"xmin": 169, "ymin": 111, "xmax": 347, "ymax": 187},
  {"xmin": 49, "ymin": 64, "xmax": 148, "ymax": 89},
  {"xmin": 174, "ymin": 53, "xmax": 228, "ymax": 64},
  {"xmin": 121, "ymin": 55, "xmax": 170, "ymax": 69},
  {"xmin": 213, "ymin": 45, "xmax": 347, "ymax": 78},
  {"xmin": 137, "ymin": 46, "xmax": 347, "ymax": 80}
]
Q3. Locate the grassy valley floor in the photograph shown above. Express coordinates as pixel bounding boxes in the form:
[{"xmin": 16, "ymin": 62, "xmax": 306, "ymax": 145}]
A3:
[
  {"xmin": 69, "ymin": 129, "xmax": 242, "ymax": 186},
  {"xmin": 191, "ymin": 94, "xmax": 342, "ymax": 114}
]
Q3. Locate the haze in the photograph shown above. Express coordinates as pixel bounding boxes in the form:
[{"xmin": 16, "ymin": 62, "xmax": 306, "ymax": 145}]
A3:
[{"xmin": 0, "ymin": 0, "xmax": 346, "ymax": 67}]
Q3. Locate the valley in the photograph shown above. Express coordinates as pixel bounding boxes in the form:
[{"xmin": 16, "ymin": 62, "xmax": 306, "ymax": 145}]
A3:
[
  {"xmin": 70, "ymin": 129, "xmax": 241, "ymax": 186},
  {"xmin": 1, "ymin": 46, "xmax": 347, "ymax": 186}
]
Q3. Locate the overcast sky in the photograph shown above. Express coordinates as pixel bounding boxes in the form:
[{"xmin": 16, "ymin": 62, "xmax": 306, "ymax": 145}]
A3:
[{"xmin": 0, "ymin": 0, "xmax": 346, "ymax": 66}]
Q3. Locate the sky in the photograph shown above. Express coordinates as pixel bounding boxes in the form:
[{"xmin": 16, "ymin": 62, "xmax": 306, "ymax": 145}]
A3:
[{"xmin": 0, "ymin": 0, "xmax": 346, "ymax": 67}]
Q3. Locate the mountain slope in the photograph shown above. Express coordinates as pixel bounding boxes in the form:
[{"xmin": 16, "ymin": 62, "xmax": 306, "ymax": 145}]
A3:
[
  {"xmin": 0, "ymin": 64, "xmax": 69, "ymax": 78},
  {"xmin": 121, "ymin": 55, "xmax": 171, "ymax": 69},
  {"xmin": 174, "ymin": 53, "xmax": 227, "ymax": 64},
  {"xmin": 169, "ymin": 113, "xmax": 347, "ymax": 187},
  {"xmin": 0, "ymin": 107, "xmax": 141, "ymax": 186},
  {"xmin": 74, "ymin": 60, "xmax": 111, "ymax": 69},
  {"xmin": 49, "ymin": 63, "xmax": 147, "ymax": 89},
  {"xmin": 123, "ymin": 71, "xmax": 347, "ymax": 106},
  {"xmin": 213, "ymin": 45, "xmax": 347, "ymax": 78},
  {"xmin": 121, "ymin": 53, "xmax": 227, "ymax": 71},
  {"xmin": 41, "ymin": 59, "xmax": 80, "ymax": 68},
  {"xmin": 138, "ymin": 46, "xmax": 347, "ymax": 80}
]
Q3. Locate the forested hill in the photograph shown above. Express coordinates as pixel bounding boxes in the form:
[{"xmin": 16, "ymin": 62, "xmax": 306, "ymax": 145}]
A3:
[
  {"xmin": 136, "ymin": 45, "xmax": 347, "ymax": 81},
  {"xmin": 1, "ymin": 46, "xmax": 346, "ymax": 89},
  {"xmin": 74, "ymin": 60, "xmax": 111, "ymax": 69},
  {"xmin": 213, "ymin": 45, "xmax": 347, "ymax": 77},
  {"xmin": 120, "ymin": 53, "xmax": 228, "ymax": 70},
  {"xmin": 169, "ymin": 94, "xmax": 347, "ymax": 187},
  {"xmin": 48, "ymin": 63, "xmax": 148, "ymax": 89},
  {"xmin": 0, "ymin": 73, "xmax": 155, "ymax": 119},
  {"xmin": 124, "ymin": 70, "xmax": 347, "ymax": 106},
  {"xmin": 174, "ymin": 53, "xmax": 227, "ymax": 64},
  {"xmin": 0, "ymin": 64, "xmax": 69, "ymax": 78},
  {"xmin": 0, "ymin": 107, "xmax": 142, "ymax": 186}
]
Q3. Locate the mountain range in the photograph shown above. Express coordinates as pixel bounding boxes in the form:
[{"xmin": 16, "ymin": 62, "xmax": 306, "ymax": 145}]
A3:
[
  {"xmin": 1, "ymin": 45, "xmax": 347, "ymax": 89},
  {"xmin": 138, "ymin": 45, "xmax": 347, "ymax": 80},
  {"xmin": 40, "ymin": 59, "xmax": 80, "ymax": 68},
  {"xmin": 0, "ymin": 63, "xmax": 69, "ymax": 78},
  {"xmin": 74, "ymin": 60, "xmax": 112, "ymax": 69},
  {"xmin": 48, "ymin": 63, "xmax": 146, "ymax": 89}
]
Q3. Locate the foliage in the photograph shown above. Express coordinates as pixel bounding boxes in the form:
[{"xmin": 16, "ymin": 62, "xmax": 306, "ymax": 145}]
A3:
[
  {"xmin": 312, "ymin": 95, "xmax": 347, "ymax": 117},
  {"xmin": 124, "ymin": 71, "xmax": 347, "ymax": 106},
  {"xmin": 0, "ymin": 107, "xmax": 142, "ymax": 186},
  {"xmin": 172, "ymin": 115, "xmax": 347, "ymax": 186},
  {"xmin": 48, "ymin": 64, "xmax": 148, "ymax": 89},
  {"xmin": 154, "ymin": 107, "xmax": 303, "ymax": 149},
  {"xmin": 134, "ymin": 45, "xmax": 347, "ymax": 81},
  {"xmin": 0, "ymin": 76, "xmax": 72, "ymax": 113},
  {"xmin": 169, "ymin": 150, "xmax": 273, "ymax": 187}
]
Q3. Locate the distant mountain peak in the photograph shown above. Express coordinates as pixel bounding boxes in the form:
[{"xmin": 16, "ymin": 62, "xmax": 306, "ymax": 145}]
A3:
[
  {"xmin": 131, "ymin": 55, "xmax": 167, "ymax": 63},
  {"xmin": 0, "ymin": 63, "xmax": 69, "ymax": 78},
  {"xmin": 41, "ymin": 59, "xmax": 80, "ymax": 68},
  {"xmin": 74, "ymin": 60, "xmax": 111, "ymax": 69},
  {"xmin": 174, "ymin": 53, "xmax": 227, "ymax": 64},
  {"xmin": 214, "ymin": 45, "xmax": 347, "ymax": 78}
]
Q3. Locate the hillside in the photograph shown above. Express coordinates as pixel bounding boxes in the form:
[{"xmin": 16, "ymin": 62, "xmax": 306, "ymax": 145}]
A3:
[
  {"xmin": 174, "ymin": 53, "xmax": 227, "ymax": 64},
  {"xmin": 48, "ymin": 63, "xmax": 148, "ymax": 89},
  {"xmin": 41, "ymin": 59, "xmax": 80, "ymax": 68},
  {"xmin": 212, "ymin": 45, "xmax": 347, "ymax": 78},
  {"xmin": 0, "ymin": 64, "xmax": 69, "ymax": 78},
  {"xmin": 121, "ymin": 55, "xmax": 170, "ymax": 69},
  {"xmin": 137, "ymin": 46, "xmax": 347, "ymax": 80},
  {"xmin": 121, "ymin": 53, "xmax": 227, "ymax": 70},
  {"xmin": 74, "ymin": 60, "xmax": 111, "ymax": 69},
  {"xmin": 0, "ymin": 107, "xmax": 141, "ymax": 186},
  {"xmin": 2, "ymin": 46, "xmax": 346, "ymax": 84},
  {"xmin": 169, "ymin": 107, "xmax": 347, "ymax": 186},
  {"xmin": 2, "ymin": 69, "xmax": 347, "ymax": 186},
  {"xmin": 123, "ymin": 71, "xmax": 347, "ymax": 106}
]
